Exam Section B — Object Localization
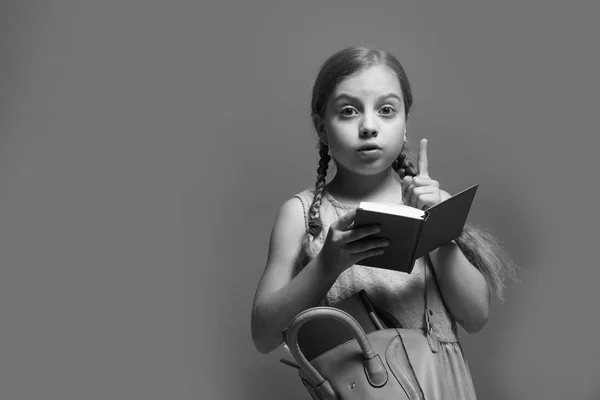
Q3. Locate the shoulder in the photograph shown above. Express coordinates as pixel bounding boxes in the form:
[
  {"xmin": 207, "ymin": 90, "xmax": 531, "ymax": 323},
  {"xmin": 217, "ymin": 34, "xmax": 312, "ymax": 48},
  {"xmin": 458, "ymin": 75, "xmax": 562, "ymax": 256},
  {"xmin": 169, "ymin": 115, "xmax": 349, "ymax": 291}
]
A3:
[
  {"xmin": 288, "ymin": 187, "xmax": 315, "ymax": 230},
  {"xmin": 270, "ymin": 193, "xmax": 308, "ymax": 245},
  {"xmin": 261, "ymin": 196, "xmax": 307, "ymax": 283},
  {"xmin": 292, "ymin": 187, "xmax": 316, "ymax": 208},
  {"xmin": 276, "ymin": 196, "xmax": 305, "ymax": 227}
]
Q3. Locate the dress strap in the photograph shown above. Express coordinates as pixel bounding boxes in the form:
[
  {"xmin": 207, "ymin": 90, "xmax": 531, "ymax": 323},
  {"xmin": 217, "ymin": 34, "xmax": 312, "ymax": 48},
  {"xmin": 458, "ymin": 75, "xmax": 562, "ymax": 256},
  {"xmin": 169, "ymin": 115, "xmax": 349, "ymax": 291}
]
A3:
[
  {"xmin": 293, "ymin": 189, "xmax": 314, "ymax": 233},
  {"xmin": 424, "ymin": 254, "xmax": 440, "ymax": 353}
]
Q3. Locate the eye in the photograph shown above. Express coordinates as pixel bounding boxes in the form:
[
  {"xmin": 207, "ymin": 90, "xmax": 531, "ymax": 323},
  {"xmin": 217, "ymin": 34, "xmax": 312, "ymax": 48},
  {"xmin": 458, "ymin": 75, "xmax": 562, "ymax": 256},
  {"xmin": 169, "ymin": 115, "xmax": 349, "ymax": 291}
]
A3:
[
  {"xmin": 340, "ymin": 107, "xmax": 358, "ymax": 117},
  {"xmin": 379, "ymin": 105, "xmax": 396, "ymax": 116}
]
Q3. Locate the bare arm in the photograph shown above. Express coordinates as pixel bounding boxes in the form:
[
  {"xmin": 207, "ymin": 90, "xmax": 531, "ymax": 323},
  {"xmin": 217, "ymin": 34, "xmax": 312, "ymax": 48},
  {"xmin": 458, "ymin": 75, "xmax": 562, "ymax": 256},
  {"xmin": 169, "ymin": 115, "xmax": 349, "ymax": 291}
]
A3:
[
  {"xmin": 404, "ymin": 140, "xmax": 490, "ymax": 333},
  {"xmin": 250, "ymin": 199, "xmax": 339, "ymax": 354},
  {"xmin": 428, "ymin": 241, "xmax": 490, "ymax": 333},
  {"xmin": 251, "ymin": 198, "xmax": 386, "ymax": 354}
]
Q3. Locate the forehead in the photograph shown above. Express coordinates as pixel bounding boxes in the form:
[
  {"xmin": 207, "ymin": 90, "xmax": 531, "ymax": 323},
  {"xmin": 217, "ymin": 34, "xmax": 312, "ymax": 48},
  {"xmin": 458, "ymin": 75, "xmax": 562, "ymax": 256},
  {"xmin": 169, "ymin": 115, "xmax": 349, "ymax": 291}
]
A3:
[{"xmin": 332, "ymin": 64, "xmax": 402, "ymax": 99}]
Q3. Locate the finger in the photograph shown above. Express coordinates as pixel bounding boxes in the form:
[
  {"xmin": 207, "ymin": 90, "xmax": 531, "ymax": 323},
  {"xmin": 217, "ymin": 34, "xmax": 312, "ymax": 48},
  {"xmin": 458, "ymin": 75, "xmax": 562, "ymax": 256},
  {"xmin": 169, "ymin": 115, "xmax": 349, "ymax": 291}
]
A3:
[
  {"xmin": 352, "ymin": 247, "xmax": 387, "ymax": 264},
  {"xmin": 401, "ymin": 176, "xmax": 413, "ymax": 192},
  {"xmin": 416, "ymin": 194, "xmax": 431, "ymax": 210},
  {"xmin": 406, "ymin": 176, "xmax": 438, "ymax": 203},
  {"xmin": 409, "ymin": 186, "xmax": 422, "ymax": 208},
  {"xmin": 417, "ymin": 138, "xmax": 429, "ymax": 178},
  {"xmin": 401, "ymin": 176, "xmax": 413, "ymax": 203},
  {"xmin": 406, "ymin": 180, "xmax": 417, "ymax": 196},
  {"xmin": 414, "ymin": 189, "xmax": 441, "ymax": 210},
  {"xmin": 340, "ymin": 224, "xmax": 381, "ymax": 244},
  {"xmin": 345, "ymin": 237, "xmax": 389, "ymax": 254},
  {"xmin": 409, "ymin": 186, "xmax": 434, "ymax": 208},
  {"xmin": 410, "ymin": 176, "xmax": 435, "ymax": 187},
  {"xmin": 417, "ymin": 194, "xmax": 436, "ymax": 210},
  {"xmin": 404, "ymin": 178, "xmax": 421, "ymax": 205},
  {"xmin": 332, "ymin": 209, "xmax": 356, "ymax": 231},
  {"xmin": 406, "ymin": 176, "xmax": 427, "ymax": 193}
]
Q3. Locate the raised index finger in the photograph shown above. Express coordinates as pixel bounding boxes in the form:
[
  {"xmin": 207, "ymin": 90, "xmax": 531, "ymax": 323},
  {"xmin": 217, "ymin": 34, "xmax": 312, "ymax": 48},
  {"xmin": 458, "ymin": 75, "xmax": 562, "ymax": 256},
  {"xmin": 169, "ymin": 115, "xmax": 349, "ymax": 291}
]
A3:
[{"xmin": 418, "ymin": 138, "xmax": 429, "ymax": 177}]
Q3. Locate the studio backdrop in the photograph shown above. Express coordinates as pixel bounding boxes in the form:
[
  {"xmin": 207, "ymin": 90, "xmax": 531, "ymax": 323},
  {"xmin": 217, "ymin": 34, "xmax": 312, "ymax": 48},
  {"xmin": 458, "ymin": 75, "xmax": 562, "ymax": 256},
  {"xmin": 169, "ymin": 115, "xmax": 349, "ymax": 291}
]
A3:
[{"xmin": 0, "ymin": 1, "xmax": 598, "ymax": 399}]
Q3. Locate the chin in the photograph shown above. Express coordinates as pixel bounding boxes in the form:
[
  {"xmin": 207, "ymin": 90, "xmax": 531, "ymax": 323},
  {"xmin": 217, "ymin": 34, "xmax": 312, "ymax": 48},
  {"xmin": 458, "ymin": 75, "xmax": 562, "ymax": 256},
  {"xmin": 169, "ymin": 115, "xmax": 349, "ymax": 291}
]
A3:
[
  {"xmin": 349, "ymin": 164, "xmax": 394, "ymax": 177},
  {"xmin": 335, "ymin": 155, "xmax": 397, "ymax": 177}
]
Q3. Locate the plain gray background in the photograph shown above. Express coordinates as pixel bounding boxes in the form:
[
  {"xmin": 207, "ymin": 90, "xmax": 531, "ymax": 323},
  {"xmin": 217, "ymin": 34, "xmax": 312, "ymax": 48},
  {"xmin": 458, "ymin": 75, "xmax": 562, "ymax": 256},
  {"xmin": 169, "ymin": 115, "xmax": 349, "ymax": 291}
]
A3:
[{"xmin": 1, "ymin": 0, "xmax": 598, "ymax": 399}]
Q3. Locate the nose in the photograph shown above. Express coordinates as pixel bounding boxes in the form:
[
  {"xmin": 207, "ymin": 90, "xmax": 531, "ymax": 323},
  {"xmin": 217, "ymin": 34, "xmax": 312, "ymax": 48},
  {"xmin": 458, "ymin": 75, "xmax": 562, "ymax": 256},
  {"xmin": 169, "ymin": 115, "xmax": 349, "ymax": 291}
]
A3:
[{"xmin": 359, "ymin": 112, "xmax": 378, "ymax": 138}]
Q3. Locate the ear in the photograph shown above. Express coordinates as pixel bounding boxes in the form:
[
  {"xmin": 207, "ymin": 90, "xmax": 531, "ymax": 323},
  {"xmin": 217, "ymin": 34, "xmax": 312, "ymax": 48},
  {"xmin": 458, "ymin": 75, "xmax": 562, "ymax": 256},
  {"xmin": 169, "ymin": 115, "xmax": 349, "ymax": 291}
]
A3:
[{"xmin": 312, "ymin": 113, "xmax": 327, "ymax": 145}]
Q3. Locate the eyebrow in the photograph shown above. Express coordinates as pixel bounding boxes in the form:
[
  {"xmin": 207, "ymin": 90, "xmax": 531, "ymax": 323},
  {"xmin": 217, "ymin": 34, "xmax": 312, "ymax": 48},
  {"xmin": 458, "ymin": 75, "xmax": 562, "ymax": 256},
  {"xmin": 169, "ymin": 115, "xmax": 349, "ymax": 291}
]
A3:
[{"xmin": 333, "ymin": 92, "xmax": 403, "ymax": 103}]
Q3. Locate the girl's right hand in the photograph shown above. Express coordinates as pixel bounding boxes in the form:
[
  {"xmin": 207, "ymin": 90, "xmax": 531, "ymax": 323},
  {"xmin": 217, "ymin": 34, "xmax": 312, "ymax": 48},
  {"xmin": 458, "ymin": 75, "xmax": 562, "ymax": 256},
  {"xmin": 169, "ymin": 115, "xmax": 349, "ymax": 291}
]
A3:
[{"xmin": 318, "ymin": 209, "xmax": 389, "ymax": 275}]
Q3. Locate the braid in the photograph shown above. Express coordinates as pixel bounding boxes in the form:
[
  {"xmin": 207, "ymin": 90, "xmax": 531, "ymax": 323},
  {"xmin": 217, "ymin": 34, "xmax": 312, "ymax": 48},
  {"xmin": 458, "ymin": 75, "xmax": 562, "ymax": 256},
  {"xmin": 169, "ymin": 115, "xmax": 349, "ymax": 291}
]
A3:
[
  {"xmin": 298, "ymin": 142, "xmax": 331, "ymax": 270},
  {"xmin": 393, "ymin": 143, "xmax": 418, "ymax": 178},
  {"xmin": 395, "ymin": 145, "xmax": 518, "ymax": 302},
  {"xmin": 307, "ymin": 142, "xmax": 331, "ymax": 237}
]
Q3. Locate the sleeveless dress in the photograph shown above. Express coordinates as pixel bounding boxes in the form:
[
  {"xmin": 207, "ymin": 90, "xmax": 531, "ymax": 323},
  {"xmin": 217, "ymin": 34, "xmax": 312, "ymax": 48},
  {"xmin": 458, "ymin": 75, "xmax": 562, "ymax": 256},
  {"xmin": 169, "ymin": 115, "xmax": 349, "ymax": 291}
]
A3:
[{"xmin": 294, "ymin": 187, "xmax": 478, "ymax": 400}]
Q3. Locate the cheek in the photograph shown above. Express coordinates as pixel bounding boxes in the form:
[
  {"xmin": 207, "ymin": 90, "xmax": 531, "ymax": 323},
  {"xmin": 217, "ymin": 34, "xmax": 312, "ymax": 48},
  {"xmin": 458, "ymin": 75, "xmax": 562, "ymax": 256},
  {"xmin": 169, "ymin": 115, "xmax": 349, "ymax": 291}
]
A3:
[
  {"xmin": 383, "ymin": 120, "xmax": 407, "ymax": 142},
  {"xmin": 326, "ymin": 140, "xmax": 348, "ymax": 161},
  {"xmin": 324, "ymin": 122, "xmax": 352, "ymax": 146},
  {"xmin": 392, "ymin": 117, "xmax": 407, "ymax": 131}
]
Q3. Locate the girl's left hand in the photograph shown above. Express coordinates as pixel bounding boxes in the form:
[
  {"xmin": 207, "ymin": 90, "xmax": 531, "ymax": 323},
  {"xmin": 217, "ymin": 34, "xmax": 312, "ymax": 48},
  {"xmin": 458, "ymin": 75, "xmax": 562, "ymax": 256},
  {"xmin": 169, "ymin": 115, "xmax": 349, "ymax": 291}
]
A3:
[{"xmin": 401, "ymin": 138, "xmax": 444, "ymax": 210}]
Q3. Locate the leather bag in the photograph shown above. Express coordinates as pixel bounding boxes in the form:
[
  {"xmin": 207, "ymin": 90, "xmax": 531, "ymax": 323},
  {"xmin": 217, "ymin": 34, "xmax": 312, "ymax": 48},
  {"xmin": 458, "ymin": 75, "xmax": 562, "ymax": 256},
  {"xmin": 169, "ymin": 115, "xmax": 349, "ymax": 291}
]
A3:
[{"xmin": 285, "ymin": 261, "xmax": 454, "ymax": 400}]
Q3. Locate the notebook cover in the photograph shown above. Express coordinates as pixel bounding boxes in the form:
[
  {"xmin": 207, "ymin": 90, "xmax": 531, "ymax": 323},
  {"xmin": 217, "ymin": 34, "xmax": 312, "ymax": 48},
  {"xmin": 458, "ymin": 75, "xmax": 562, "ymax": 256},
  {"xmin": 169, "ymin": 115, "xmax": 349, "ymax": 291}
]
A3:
[
  {"xmin": 415, "ymin": 184, "xmax": 479, "ymax": 259},
  {"xmin": 354, "ymin": 206, "xmax": 424, "ymax": 273}
]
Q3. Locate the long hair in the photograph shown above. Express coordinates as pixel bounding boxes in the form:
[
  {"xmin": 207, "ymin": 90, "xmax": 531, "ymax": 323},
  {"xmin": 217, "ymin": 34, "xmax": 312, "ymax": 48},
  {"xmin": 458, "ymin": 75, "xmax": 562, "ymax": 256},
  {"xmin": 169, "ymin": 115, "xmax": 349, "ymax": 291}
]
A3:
[{"xmin": 301, "ymin": 45, "xmax": 517, "ymax": 302}]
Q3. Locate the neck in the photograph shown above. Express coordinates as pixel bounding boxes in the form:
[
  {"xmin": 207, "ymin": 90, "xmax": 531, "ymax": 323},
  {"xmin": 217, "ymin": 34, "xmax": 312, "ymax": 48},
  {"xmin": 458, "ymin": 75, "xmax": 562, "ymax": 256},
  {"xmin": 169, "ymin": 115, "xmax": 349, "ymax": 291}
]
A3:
[{"xmin": 326, "ymin": 166, "xmax": 402, "ymax": 205}]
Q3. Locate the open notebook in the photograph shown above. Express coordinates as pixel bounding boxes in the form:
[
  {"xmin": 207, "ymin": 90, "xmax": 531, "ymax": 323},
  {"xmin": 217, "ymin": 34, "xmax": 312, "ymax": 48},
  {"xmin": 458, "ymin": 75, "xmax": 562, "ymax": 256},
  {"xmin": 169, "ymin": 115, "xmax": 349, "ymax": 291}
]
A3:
[{"xmin": 353, "ymin": 184, "xmax": 479, "ymax": 273}]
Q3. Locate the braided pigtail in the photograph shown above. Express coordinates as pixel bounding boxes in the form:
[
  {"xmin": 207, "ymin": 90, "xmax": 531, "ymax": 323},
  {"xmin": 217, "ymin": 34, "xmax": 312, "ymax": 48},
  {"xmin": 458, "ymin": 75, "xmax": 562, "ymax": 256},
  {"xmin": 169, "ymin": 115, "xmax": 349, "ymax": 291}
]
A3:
[
  {"xmin": 307, "ymin": 142, "xmax": 331, "ymax": 237},
  {"xmin": 298, "ymin": 142, "xmax": 331, "ymax": 270},
  {"xmin": 395, "ymin": 146, "xmax": 518, "ymax": 302},
  {"xmin": 393, "ymin": 142, "xmax": 418, "ymax": 178}
]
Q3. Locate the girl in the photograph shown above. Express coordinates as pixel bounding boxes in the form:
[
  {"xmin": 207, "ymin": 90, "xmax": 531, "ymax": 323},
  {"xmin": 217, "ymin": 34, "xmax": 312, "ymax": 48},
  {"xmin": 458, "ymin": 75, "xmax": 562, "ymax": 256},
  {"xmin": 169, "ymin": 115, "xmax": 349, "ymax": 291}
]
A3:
[{"xmin": 251, "ymin": 45, "xmax": 516, "ymax": 398}]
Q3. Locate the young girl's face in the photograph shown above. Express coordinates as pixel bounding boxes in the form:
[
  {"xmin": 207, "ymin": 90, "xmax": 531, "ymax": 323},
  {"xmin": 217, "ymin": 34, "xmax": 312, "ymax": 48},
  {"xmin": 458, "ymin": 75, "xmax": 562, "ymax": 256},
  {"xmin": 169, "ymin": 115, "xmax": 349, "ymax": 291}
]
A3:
[{"xmin": 320, "ymin": 64, "xmax": 406, "ymax": 177}]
